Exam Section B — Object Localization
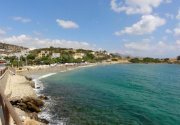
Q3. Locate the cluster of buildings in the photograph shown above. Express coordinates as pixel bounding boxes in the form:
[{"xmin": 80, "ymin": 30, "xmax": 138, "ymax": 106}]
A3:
[
  {"xmin": 37, "ymin": 50, "xmax": 110, "ymax": 60},
  {"xmin": 0, "ymin": 42, "xmax": 29, "ymax": 63},
  {"xmin": 0, "ymin": 48, "xmax": 92, "ymax": 61},
  {"xmin": 38, "ymin": 50, "xmax": 85, "ymax": 59}
]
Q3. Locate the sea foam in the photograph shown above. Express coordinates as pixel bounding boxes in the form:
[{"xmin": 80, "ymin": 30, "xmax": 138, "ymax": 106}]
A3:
[{"xmin": 38, "ymin": 73, "xmax": 57, "ymax": 79}]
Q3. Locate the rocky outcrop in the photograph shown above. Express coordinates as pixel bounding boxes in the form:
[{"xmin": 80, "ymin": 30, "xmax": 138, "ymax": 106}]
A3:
[
  {"xmin": 10, "ymin": 97, "xmax": 49, "ymax": 124},
  {"xmin": 25, "ymin": 76, "xmax": 33, "ymax": 81},
  {"xmin": 38, "ymin": 95, "xmax": 48, "ymax": 100},
  {"xmin": 0, "ymin": 69, "xmax": 49, "ymax": 124},
  {"xmin": 10, "ymin": 97, "xmax": 44, "ymax": 113}
]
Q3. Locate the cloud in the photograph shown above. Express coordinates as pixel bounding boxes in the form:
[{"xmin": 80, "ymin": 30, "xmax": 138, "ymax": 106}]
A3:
[
  {"xmin": 164, "ymin": 0, "xmax": 172, "ymax": 3},
  {"xmin": 165, "ymin": 13, "xmax": 174, "ymax": 19},
  {"xmin": 110, "ymin": 0, "xmax": 163, "ymax": 15},
  {"xmin": 165, "ymin": 29, "xmax": 172, "ymax": 34},
  {"xmin": 0, "ymin": 29, "xmax": 6, "ymax": 35},
  {"xmin": 115, "ymin": 15, "xmax": 165, "ymax": 36},
  {"xmin": 123, "ymin": 40, "xmax": 179, "ymax": 57},
  {"xmin": 176, "ymin": 9, "xmax": 180, "ymax": 20},
  {"xmin": 33, "ymin": 31, "xmax": 42, "ymax": 36},
  {"xmin": 12, "ymin": 16, "xmax": 31, "ymax": 23},
  {"xmin": 174, "ymin": 27, "xmax": 180, "ymax": 37},
  {"xmin": 176, "ymin": 40, "xmax": 180, "ymax": 45},
  {"xmin": 3, "ymin": 34, "xmax": 31, "ymax": 43},
  {"xmin": 0, "ymin": 34, "xmax": 94, "ymax": 50},
  {"xmin": 56, "ymin": 19, "xmax": 79, "ymax": 29},
  {"xmin": 124, "ymin": 41, "xmax": 151, "ymax": 51}
]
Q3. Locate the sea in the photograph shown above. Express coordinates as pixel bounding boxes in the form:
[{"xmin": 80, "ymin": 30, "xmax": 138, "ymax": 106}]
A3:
[{"xmin": 36, "ymin": 64, "xmax": 180, "ymax": 125}]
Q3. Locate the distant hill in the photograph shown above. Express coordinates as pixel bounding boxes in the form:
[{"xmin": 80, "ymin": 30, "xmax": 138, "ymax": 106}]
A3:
[{"xmin": 0, "ymin": 42, "xmax": 28, "ymax": 54}]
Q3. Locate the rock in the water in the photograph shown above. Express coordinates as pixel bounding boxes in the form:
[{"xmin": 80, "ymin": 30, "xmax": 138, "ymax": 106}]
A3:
[
  {"xmin": 36, "ymin": 86, "xmax": 40, "ymax": 89},
  {"xmin": 29, "ymin": 112, "xmax": 39, "ymax": 120},
  {"xmin": 23, "ymin": 97, "xmax": 44, "ymax": 107},
  {"xmin": 18, "ymin": 102, "xmax": 27, "ymax": 110},
  {"xmin": 10, "ymin": 97, "xmax": 44, "ymax": 113},
  {"xmin": 25, "ymin": 76, "xmax": 32, "ymax": 81},
  {"xmin": 10, "ymin": 99, "xmax": 20, "ymax": 105},
  {"xmin": 38, "ymin": 95, "xmax": 48, "ymax": 100},
  {"xmin": 28, "ymin": 81, "xmax": 35, "ymax": 88},
  {"xmin": 27, "ymin": 102, "xmax": 41, "ymax": 112},
  {"xmin": 38, "ymin": 118, "xmax": 49, "ymax": 124}
]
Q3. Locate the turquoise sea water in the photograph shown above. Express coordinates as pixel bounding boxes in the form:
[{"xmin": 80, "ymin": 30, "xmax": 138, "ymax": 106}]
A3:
[{"xmin": 41, "ymin": 64, "xmax": 180, "ymax": 125}]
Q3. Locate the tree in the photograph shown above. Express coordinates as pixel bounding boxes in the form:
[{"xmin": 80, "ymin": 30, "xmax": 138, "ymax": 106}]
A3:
[
  {"xmin": 83, "ymin": 53, "xmax": 95, "ymax": 61},
  {"xmin": 164, "ymin": 58, "xmax": 169, "ymax": 61},
  {"xmin": 111, "ymin": 58, "xmax": 118, "ymax": 61},
  {"xmin": 27, "ymin": 54, "xmax": 36, "ymax": 60},
  {"xmin": 130, "ymin": 58, "xmax": 141, "ymax": 63},
  {"xmin": 60, "ymin": 54, "xmax": 74, "ymax": 63}
]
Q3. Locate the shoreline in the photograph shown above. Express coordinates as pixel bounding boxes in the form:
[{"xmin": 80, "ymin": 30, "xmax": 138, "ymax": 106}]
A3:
[
  {"xmin": 16, "ymin": 63, "xmax": 99, "ymax": 124},
  {"xmin": 4, "ymin": 62, "xmax": 178, "ymax": 124},
  {"xmin": 17, "ymin": 63, "xmax": 98, "ymax": 76}
]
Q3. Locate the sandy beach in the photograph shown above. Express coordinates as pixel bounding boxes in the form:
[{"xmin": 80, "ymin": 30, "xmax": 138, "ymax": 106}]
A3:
[{"xmin": 17, "ymin": 63, "xmax": 97, "ymax": 77}]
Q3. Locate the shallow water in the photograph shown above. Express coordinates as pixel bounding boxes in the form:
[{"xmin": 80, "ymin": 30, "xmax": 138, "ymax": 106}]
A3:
[{"xmin": 41, "ymin": 64, "xmax": 180, "ymax": 125}]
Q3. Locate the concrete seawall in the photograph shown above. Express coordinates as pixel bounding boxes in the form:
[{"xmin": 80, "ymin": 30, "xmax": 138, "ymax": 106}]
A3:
[
  {"xmin": 0, "ymin": 69, "xmax": 36, "ymax": 100},
  {"xmin": 0, "ymin": 69, "xmax": 45, "ymax": 125},
  {"xmin": 0, "ymin": 69, "xmax": 11, "ymax": 95}
]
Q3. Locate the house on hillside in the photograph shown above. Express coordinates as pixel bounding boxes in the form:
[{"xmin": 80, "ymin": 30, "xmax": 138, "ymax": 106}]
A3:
[
  {"xmin": 38, "ymin": 50, "xmax": 50, "ymax": 58},
  {"xmin": 8, "ymin": 49, "xmax": 30, "ymax": 58},
  {"xmin": 91, "ymin": 51, "xmax": 95, "ymax": 55},
  {"xmin": 73, "ymin": 53, "xmax": 85, "ymax": 59},
  {"xmin": 51, "ymin": 53, "xmax": 60, "ymax": 58},
  {"xmin": 0, "ymin": 53, "xmax": 8, "ymax": 57},
  {"xmin": 169, "ymin": 58, "xmax": 177, "ymax": 63}
]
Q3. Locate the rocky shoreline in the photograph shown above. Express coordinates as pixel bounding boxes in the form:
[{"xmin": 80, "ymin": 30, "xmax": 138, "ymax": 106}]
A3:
[
  {"xmin": 11, "ymin": 96, "xmax": 49, "ymax": 124},
  {"xmin": 0, "ymin": 68, "xmax": 50, "ymax": 124},
  {"xmin": 10, "ymin": 76, "xmax": 49, "ymax": 124}
]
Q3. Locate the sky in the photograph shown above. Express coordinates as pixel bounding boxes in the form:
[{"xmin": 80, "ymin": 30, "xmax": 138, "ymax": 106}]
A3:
[{"xmin": 0, "ymin": 0, "xmax": 180, "ymax": 58}]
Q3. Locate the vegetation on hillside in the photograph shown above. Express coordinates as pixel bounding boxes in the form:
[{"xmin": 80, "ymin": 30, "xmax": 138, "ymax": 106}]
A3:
[
  {"xmin": 5, "ymin": 47, "xmax": 114, "ymax": 67},
  {"xmin": 130, "ymin": 57, "xmax": 161, "ymax": 63},
  {"xmin": 130, "ymin": 56, "xmax": 180, "ymax": 64}
]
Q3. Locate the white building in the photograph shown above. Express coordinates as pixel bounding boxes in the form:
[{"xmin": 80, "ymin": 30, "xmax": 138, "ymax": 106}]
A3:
[
  {"xmin": 8, "ymin": 49, "xmax": 30, "ymax": 58},
  {"xmin": 51, "ymin": 53, "xmax": 60, "ymax": 58},
  {"xmin": 0, "ymin": 54, "xmax": 8, "ymax": 58}
]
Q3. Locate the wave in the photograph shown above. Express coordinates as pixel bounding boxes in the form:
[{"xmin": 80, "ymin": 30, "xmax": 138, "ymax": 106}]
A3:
[
  {"xmin": 38, "ymin": 73, "xmax": 57, "ymax": 80},
  {"xmin": 32, "ymin": 73, "xmax": 57, "ymax": 93},
  {"xmin": 38, "ymin": 97, "xmax": 66, "ymax": 125},
  {"xmin": 32, "ymin": 72, "xmax": 64, "ymax": 124}
]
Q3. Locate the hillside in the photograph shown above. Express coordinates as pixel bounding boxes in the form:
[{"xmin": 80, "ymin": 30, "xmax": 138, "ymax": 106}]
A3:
[{"xmin": 0, "ymin": 42, "xmax": 28, "ymax": 54}]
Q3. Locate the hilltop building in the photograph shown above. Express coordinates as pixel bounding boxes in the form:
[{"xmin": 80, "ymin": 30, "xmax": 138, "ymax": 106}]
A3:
[
  {"xmin": 8, "ymin": 49, "xmax": 30, "ymax": 58},
  {"xmin": 0, "ymin": 42, "xmax": 28, "ymax": 53},
  {"xmin": 73, "ymin": 53, "xmax": 85, "ymax": 59},
  {"xmin": 51, "ymin": 53, "xmax": 60, "ymax": 58},
  {"xmin": 38, "ymin": 50, "xmax": 50, "ymax": 58}
]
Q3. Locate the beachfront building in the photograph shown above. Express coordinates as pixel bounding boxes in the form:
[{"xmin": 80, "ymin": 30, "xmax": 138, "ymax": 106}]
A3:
[
  {"xmin": 73, "ymin": 53, "xmax": 85, "ymax": 59},
  {"xmin": 38, "ymin": 50, "xmax": 50, "ymax": 58},
  {"xmin": 51, "ymin": 53, "xmax": 60, "ymax": 58}
]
